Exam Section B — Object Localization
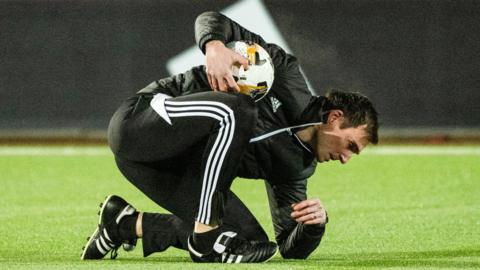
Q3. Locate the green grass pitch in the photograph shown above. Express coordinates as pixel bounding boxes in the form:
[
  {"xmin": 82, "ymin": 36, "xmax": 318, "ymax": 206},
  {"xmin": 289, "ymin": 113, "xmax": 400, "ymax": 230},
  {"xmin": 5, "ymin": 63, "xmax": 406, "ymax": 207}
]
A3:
[{"xmin": 0, "ymin": 145, "xmax": 479, "ymax": 269}]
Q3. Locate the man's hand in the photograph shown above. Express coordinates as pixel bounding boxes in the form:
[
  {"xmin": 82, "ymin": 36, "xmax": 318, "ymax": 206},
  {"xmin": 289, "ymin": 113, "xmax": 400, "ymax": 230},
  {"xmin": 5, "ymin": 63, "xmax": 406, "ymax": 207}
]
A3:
[
  {"xmin": 204, "ymin": 40, "xmax": 249, "ymax": 92},
  {"xmin": 290, "ymin": 198, "xmax": 327, "ymax": 225}
]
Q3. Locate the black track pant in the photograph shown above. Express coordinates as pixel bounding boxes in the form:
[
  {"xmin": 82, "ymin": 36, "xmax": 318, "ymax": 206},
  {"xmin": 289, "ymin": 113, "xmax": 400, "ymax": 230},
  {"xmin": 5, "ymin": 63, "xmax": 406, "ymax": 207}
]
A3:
[
  {"xmin": 139, "ymin": 191, "xmax": 268, "ymax": 256},
  {"xmin": 108, "ymin": 91, "xmax": 267, "ymax": 254}
]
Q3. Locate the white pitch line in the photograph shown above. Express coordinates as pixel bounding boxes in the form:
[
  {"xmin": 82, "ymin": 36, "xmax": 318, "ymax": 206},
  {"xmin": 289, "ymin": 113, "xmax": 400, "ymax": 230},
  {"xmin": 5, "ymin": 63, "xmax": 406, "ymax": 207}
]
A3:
[
  {"xmin": 0, "ymin": 146, "xmax": 479, "ymax": 156},
  {"xmin": 362, "ymin": 146, "xmax": 480, "ymax": 156},
  {"xmin": 0, "ymin": 146, "xmax": 111, "ymax": 156}
]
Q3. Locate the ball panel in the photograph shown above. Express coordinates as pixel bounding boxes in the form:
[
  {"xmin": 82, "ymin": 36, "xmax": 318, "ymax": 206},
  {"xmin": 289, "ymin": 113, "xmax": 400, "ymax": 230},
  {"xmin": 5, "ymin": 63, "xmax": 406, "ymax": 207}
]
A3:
[{"xmin": 226, "ymin": 41, "xmax": 274, "ymax": 101}]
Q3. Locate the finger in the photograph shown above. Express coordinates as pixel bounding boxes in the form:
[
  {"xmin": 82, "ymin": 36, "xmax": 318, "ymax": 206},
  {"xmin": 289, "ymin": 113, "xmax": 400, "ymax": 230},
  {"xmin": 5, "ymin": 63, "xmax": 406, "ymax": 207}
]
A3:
[
  {"xmin": 207, "ymin": 74, "xmax": 215, "ymax": 90},
  {"xmin": 235, "ymin": 54, "xmax": 249, "ymax": 70},
  {"xmin": 292, "ymin": 199, "xmax": 320, "ymax": 211},
  {"xmin": 304, "ymin": 217, "xmax": 326, "ymax": 225},
  {"xmin": 295, "ymin": 212, "xmax": 323, "ymax": 223},
  {"xmin": 291, "ymin": 211, "xmax": 304, "ymax": 219},
  {"xmin": 304, "ymin": 210, "xmax": 327, "ymax": 225},
  {"xmin": 238, "ymin": 56, "xmax": 249, "ymax": 70},
  {"xmin": 217, "ymin": 76, "xmax": 228, "ymax": 92},
  {"xmin": 225, "ymin": 75, "xmax": 239, "ymax": 92},
  {"xmin": 210, "ymin": 77, "xmax": 219, "ymax": 91},
  {"xmin": 291, "ymin": 205, "xmax": 321, "ymax": 218},
  {"xmin": 291, "ymin": 205, "xmax": 315, "ymax": 217}
]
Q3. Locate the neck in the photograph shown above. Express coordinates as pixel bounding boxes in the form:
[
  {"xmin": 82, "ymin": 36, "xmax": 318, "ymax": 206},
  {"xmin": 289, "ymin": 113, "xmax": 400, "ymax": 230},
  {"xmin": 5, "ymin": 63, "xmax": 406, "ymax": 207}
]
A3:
[{"xmin": 295, "ymin": 125, "xmax": 317, "ymax": 149}]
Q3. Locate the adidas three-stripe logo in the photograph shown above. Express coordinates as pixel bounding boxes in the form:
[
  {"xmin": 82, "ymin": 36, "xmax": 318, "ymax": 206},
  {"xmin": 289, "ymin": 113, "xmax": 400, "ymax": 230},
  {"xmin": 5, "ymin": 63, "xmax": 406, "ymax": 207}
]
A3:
[
  {"xmin": 164, "ymin": 100, "xmax": 235, "ymax": 225},
  {"xmin": 95, "ymin": 228, "xmax": 115, "ymax": 255},
  {"xmin": 222, "ymin": 253, "xmax": 244, "ymax": 263}
]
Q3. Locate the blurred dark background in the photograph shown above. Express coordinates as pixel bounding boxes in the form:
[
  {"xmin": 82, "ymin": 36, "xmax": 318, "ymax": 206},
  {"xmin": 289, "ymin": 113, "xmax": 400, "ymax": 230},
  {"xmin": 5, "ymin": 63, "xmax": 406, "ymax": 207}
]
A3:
[{"xmin": 1, "ymin": 0, "xmax": 479, "ymax": 140}]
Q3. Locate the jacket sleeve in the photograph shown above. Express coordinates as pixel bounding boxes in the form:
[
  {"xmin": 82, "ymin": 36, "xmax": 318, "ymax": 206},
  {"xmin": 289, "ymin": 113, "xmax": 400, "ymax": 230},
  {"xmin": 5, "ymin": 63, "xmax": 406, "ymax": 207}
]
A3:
[
  {"xmin": 194, "ymin": 11, "xmax": 312, "ymax": 123},
  {"xmin": 265, "ymin": 179, "xmax": 327, "ymax": 259},
  {"xmin": 136, "ymin": 66, "xmax": 212, "ymax": 97},
  {"xmin": 194, "ymin": 11, "xmax": 289, "ymax": 73},
  {"xmin": 195, "ymin": 11, "xmax": 268, "ymax": 53}
]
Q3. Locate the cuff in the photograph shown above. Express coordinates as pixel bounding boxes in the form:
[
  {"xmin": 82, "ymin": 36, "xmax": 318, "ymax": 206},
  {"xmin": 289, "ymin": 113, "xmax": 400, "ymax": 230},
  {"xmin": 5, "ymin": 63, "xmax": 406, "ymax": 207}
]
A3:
[{"xmin": 199, "ymin": 33, "xmax": 227, "ymax": 53}]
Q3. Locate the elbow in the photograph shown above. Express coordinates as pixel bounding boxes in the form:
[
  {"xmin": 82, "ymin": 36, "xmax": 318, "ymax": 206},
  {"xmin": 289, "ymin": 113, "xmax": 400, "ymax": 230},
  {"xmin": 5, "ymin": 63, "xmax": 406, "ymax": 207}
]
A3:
[
  {"xmin": 196, "ymin": 11, "xmax": 220, "ymax": 21},
  {"xmin": 196, "ymin": 11, "xmax": 229, "ymax": 26},
  {"xmin": 195, "ymin": 11, "xmax": 215, "ymax": 28},
  {"xmin": 195, "ymin": 11, "xmax": 227, "ymax": 51},
  {"xmin": 278, "ymin": 243, "xmax": 314, "ymax": 260}
]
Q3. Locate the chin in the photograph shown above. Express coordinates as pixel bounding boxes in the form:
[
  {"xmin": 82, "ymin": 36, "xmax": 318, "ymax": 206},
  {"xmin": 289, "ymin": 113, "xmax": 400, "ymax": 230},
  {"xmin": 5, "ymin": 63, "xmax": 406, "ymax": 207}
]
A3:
[{"xmin": 316, "ymin": 154, "xmax": 331, "ymax": 163}]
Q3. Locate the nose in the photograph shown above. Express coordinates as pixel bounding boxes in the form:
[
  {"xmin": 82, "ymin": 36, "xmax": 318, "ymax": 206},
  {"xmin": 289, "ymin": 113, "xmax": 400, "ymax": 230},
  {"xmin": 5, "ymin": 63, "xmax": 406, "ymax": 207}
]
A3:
[{"xmin": 340, "ymin": 153, "xmax": 351, "ymax": 164}]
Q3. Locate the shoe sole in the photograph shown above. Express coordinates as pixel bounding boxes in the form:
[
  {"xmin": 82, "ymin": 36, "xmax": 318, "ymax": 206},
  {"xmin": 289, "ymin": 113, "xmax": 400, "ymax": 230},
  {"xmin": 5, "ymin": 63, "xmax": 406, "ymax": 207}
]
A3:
[
  {"xmin": 80, "ymin": 195, "xmax": 114, "ymax": 260},
  {"xmin": 98, "ymin": 194, "xmax": 115, "ymax": 225},
  {"xmin": 263, "ymin": 247, "xmax": 278, "ymax": 263},
  {"xmin": 80, "ymin": 227, "xmax": 99, "ymax": 260}
]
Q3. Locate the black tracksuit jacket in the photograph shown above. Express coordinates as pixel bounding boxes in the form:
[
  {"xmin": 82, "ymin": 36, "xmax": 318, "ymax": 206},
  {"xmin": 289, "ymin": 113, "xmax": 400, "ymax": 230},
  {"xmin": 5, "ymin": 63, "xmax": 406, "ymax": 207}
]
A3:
[{"xmin": 138, "ymin": 11, "xmax": 327, "ymax": 259}]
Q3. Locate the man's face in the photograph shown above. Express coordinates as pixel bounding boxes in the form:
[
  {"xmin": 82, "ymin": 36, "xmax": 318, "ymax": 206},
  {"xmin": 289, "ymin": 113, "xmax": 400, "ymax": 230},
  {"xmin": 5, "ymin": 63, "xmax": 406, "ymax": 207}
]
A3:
[{"xmin": 314, "ymin": 111, "xmax": 369, "ymax": 164}]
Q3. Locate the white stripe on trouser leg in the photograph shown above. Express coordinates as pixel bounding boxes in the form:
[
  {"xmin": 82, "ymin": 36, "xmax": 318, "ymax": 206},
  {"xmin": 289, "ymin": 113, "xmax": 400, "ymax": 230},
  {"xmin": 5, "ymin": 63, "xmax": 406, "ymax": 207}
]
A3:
[
  {"xmin": 163, "ymin": 109, "xmax": 224, "ymax": 223},
  {"xmin": 166, "ymin": 106, "xmax": 234, "ymax": 223},
  {"xmin": 166, "ymin": 110, "xmax": 228, "ymax": 223},
  {"xmin": 165, "ymin": 101, "xmax": 235, "ymax": 224},
  {"xmin": 165, "ymin": 109, "xmax": 228, "ymax": 223},
  {"xmin": 164, "ymin": 100, "xmax": 235, "ymax": 224},
  {"xmin": 201, "ymin": 116, "xmax": 232, "ymax": 223},
  {"xmin": 204, "ymin": 116, "xmax": 235, "ymax": 223}
]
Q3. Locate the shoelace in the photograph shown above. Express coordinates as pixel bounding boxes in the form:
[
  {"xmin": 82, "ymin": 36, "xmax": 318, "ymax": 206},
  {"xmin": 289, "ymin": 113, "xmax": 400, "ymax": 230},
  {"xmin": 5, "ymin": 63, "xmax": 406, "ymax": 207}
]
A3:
[{"xmin": 110, "ymin": 247, "xmax": 119, "ymax": 259}]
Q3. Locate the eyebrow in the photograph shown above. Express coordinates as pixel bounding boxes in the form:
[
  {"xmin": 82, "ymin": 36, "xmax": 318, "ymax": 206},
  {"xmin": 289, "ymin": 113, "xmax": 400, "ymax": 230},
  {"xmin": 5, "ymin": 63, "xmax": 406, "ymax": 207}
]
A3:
[{"xmin": 349, "ymin": 141, "xmax": 360, "ymax": 154}]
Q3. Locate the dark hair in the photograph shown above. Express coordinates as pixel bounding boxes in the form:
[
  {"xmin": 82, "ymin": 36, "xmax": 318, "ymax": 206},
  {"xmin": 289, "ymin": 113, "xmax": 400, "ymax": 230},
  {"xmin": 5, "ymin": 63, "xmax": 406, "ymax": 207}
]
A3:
[{"xmin": 325, "ymin": 90, "xmax": 379, "ymax": 144}]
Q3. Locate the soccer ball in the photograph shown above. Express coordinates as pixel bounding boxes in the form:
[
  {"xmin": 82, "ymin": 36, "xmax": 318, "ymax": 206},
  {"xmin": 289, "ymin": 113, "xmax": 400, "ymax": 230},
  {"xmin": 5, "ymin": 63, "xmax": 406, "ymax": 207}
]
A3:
[{"xmin": 226, "ymin": 41, "xmax": 274, "ymax": 101}]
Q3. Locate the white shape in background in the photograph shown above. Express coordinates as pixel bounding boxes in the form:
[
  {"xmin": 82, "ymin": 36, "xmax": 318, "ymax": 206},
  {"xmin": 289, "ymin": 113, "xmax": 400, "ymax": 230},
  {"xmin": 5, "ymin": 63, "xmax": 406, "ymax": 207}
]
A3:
[{"xmin": 166, "ymin": 0, "xmax": 313, "ymax": 92}]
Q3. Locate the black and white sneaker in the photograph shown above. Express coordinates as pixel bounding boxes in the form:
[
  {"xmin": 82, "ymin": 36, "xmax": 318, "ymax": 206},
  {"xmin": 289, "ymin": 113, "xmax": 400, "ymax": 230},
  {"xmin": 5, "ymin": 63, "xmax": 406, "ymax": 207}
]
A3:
[
  {"xmin": 81, "ymin": 195, "xmax": 137, "ymax": 260},
  {"xmin": 188, "ymin": 231, "xmax": 278, "ymax": 263}
]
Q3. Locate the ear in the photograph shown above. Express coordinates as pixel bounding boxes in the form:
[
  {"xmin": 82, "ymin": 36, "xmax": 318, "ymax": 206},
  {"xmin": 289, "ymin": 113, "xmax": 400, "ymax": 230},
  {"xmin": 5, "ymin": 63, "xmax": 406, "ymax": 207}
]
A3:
[{"xmin": 326, "ymin": 109, "xmax": 344, "ymax": 124}]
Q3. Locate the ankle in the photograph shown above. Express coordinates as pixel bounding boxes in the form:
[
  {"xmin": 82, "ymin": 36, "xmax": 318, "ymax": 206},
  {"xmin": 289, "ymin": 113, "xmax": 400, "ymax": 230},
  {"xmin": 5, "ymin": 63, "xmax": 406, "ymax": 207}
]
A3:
[
  {"xmin": 118, "ymin": 212, "xmax": 139, "ymax": 241},
  {"xmin": 192, "ymin": 226, "xmax": 222, "ymax": 254},
  {"xmin": 135, "ymin": 212, "xmax": 143, "ymax": 238},
  {"xmin": 194, "ymin": 222, "xmax": 218, "ymax": 233}
]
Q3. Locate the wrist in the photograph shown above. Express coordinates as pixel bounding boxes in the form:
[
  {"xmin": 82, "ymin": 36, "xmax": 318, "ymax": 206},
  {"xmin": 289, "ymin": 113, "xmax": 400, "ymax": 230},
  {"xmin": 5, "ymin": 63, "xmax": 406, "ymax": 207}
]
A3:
[{"xmin": 205, "ymin": 40, "xmax": 225, "ymax": 53}]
